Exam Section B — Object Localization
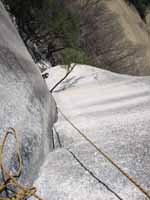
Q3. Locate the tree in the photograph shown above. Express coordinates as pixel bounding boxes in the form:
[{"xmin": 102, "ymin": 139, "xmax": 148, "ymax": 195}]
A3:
[
  {"xmin": 2, "ymin": 0, "xmax": 83, "ymax": 67},
  {"xmin": 50, "ymin": 47, "xmax": 88, "ymax": 92}
]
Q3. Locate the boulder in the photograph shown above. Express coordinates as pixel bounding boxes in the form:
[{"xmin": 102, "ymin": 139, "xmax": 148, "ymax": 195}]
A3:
[
  {"xmin": 0, "ymin": 1, "xmax": 57, "ymax": 186},
  {"xmin": 65, "ymin": 0, "xmax": 150, "ymax": 75},
  {"xmin": 33, "ymin": 65, "xmax": 150, "ymax": 199},
  {"xmin": 146, "ymin": 10, "xmax": 150, "ymax": 34}
]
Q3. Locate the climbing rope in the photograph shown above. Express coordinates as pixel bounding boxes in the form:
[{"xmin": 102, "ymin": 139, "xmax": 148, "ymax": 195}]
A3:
[
  {"xmin": 52, "ymin": 126, "xmax": 123, "ymax": 200},
  {"xmin": 0, "ymin": 127, "xmax": 43, "ymax": 200},
  {"xmin": 58, "ymin": 107, "xmax": 150, "ymax": 199}
]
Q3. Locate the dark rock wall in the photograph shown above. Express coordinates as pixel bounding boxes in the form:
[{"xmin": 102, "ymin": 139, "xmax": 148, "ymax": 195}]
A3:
[{"xmin": 65, "ymin": 0, "xmax": 150, "ymax": 75}]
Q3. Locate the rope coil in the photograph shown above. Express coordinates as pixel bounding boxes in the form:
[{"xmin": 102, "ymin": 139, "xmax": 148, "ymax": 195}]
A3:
[{"xmin": 0, "ymin": 127, "xmax": 43, "ymax": 200}]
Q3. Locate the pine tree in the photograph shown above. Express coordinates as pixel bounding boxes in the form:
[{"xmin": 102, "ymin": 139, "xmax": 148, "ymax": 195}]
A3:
[{"xmin": 2, "ymin": 0, "xmax": 86, "ymax": 67}]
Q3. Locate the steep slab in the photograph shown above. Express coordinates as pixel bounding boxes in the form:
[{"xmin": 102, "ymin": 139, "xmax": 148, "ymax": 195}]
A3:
[
  {"xmin": 0, "ymin": 1, "xmax": 57, "ymax": 186},
  {"xmin": 33, "ymin": 65, "xmax": 150, "ymax": 199}
]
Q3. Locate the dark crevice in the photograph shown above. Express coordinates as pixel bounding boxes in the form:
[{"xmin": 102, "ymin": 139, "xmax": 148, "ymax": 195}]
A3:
[
  {"xmin": 52, "ymin": 123, "xmax": 123, "ymax": 200},
  {"xmin": 53, "ymin": 126, "xmax": 62, "ymax": 148},
  {"xmin": 67, "ymin": 149, "xmax": 124, "ymax": 200}
]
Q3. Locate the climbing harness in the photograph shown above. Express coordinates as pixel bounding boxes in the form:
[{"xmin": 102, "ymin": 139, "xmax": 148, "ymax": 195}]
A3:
[
  {"xmin": 58, "ymin": 107, "xmax": 150, "ymax": 199},
  {"xmin": 0, "ymin": 127, "xmax": 43, "ymax": 200}
]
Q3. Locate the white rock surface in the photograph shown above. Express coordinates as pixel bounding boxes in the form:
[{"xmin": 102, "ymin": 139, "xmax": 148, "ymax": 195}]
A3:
[
  {"xmin": 0, "ymin": 1, "xmax": 57, "ymax": 186},
  {"xmin": 33, "ymin": 64, "xmax": 150, "ymax": 200}
]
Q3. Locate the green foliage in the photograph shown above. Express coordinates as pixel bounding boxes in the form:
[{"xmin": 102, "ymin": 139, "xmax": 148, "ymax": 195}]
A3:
[
  {"xmin": 62, "ymin": 48, "xmax": 88, "ymax": 67},
  {"xmin": 2, "ymin": 0, "xmax": 85, "ymax": 67},
  {"xmin": 47, "ymin": 0, "xmax": 79, "ymax": 46}
]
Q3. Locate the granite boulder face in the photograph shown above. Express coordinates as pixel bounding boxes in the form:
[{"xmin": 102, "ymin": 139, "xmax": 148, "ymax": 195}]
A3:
[
  {"xmin": 33, "ymin": 65, "xmax": 150, "ymax": 200},
  {"xmin": 0, "ymin": 1, "xmax": 57, "ymax": 186},
  {"xmin": 65, "ymin": 0, "xmax": 150, "ymax": 75},
  {"xmin": 146, "ymin": 10, "xmax": 150, "ymax": 34}
]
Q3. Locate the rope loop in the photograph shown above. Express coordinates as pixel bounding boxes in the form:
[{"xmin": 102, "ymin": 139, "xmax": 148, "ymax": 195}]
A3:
[{"xmin": 0, "ymin": 128, "xmax": 43, "ymax": 200}]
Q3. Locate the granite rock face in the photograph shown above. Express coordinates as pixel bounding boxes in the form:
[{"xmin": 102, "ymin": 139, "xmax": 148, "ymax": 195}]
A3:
[
  {"xmin": 0, "ymin": 1, "xmax": 57, "ymax": 186},
  {"xmin": 33, "ymin": 65, "xmax": 150, "ymax": 200},
  {"xmin": 65, "ymin": 0, "xmax": 150, "ymax": 75},
  {"xmin": 146, "ymin": 10, "xmax": 150, "ymax": 34}
]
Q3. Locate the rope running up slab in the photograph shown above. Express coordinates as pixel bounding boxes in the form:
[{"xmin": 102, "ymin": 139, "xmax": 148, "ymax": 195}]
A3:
[{"xmin": 58, "ymin": 107, "xmax": 150, "ymax": 199}]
